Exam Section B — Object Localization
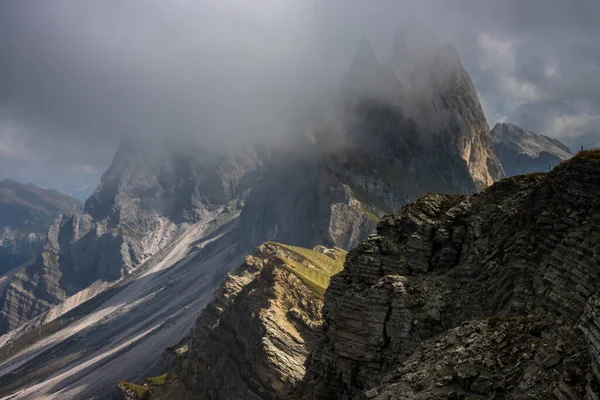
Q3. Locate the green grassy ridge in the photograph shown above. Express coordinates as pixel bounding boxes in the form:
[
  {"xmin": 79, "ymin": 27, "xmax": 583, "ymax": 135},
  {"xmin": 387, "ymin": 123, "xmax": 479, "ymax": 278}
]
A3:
[
  {"xmin": 278, "ymin": 256, "xmax": 330, "ymax": 296},
  {"xmin": 118, "ymin": 374, "xmax": 168, "ymax": 399},
  {"xmin": 267, "ymin": 242, "xmax": 347, "ymax": 297},
  {"xmin": 145, "ymin": 373, "xmax": 168, "ymax": 386},
  {"xmin": 270, "ymin": 242, "xmax": 346, "ymax": 273}
]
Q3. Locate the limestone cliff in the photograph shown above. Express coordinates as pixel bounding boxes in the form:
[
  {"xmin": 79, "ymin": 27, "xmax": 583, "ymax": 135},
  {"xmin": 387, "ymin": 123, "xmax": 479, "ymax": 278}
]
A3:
[
  {"xmin": 301, "ymin": 150, "xmax": 600, "ymax": 399},
  {"xmin": 492, "ymin": 122, "xmax": 573, "ymax": 177},
  {"xmin": 0, "ymin": 142, "xmax": 263, "ymax": 334},
  {"xmin": 146, "ymin": 242, "xmax": 346, "ymax": 400},
  {"xmin": 386, "ymin": 36, "xmax": 504, "ymax": 189}
]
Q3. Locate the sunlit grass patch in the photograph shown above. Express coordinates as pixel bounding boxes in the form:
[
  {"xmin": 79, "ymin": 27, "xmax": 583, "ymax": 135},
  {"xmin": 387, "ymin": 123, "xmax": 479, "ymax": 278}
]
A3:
[
  {"xmin": 145, "ymin": 373, "xmax": 168, "ymax": 386},
  {"xmin": 267, "ymin": 242, "xmax": 347, "ymax": 297}
]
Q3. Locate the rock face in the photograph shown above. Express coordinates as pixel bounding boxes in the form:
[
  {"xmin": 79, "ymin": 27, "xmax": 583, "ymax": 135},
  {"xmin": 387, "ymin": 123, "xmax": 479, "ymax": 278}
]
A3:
[
  {"xmin": 149, "ymin": 242, "xmax": 345, "ymax": 400},
  {"xmin": 0, "ymin": 179, "xmax": 80, "ymax": 275},
  {"xmin": 385, "ymin": 35, "xmax": 504, "ymax": 189},
  {"xmin": 238, "ymin": 34, "xmax": 503, "ymax": 252},
  {"xmin": 301, "ymin": 151, "xmax": 600, "ymax": 399},
  {"xmin": 0, "ymin": 142, "xmax": 263, "ymax": 334},
  {"xmin": 491, "ymin": 122, "xmax": 572, "ymax": 176}
]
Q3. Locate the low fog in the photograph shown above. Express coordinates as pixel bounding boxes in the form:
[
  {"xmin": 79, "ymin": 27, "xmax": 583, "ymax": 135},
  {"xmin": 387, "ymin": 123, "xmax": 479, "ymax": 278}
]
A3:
[{"xmin": 0, "ymin": 0, "xmax": 599, "ymax": 198}]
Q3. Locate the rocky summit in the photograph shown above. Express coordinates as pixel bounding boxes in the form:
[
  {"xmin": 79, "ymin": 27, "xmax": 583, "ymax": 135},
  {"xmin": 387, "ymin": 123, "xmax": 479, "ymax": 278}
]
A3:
[
  {"xmin": 491, "ymin": 122, "xmax": 572, "ymax": 177},
  {"xmin": 239, "ymin": 34, "xmax": 504, "ymax": 252}
]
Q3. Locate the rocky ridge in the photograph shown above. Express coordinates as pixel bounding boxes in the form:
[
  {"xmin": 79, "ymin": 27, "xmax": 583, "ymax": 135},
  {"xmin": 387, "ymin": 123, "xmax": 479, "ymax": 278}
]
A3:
[
  {"xmin": 141, "ymin": 242, "xmax": 346, "ymax": 400},
  {"xmin": 491, "ymin": 122, "xmax": 572, "ymax": 176},
  {"xmin": 300, "ymin": 150, "xmax": 600, "ymax": 399}
]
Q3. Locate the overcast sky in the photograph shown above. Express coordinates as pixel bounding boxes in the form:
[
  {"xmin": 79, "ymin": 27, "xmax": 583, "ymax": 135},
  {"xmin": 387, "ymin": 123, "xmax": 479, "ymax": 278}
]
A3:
[{"xmin": 1, "ymin": 0, "xmax": 599, "ymax": 199}]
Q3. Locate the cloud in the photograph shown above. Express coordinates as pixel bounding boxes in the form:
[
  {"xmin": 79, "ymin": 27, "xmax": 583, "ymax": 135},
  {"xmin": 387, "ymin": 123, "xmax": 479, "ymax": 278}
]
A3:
[
  {"xmin": 0, "ymin": 120, "xmax": 31, "ymax": 161},
  {"xmin": 475, "ymin": 33, "xmax": 548, "ymax": 123},
  {"xmin": 471, "ymin": 27, "xmax": 600, "ymax": 144},
  {"xmin": 543, "ymin": 111, "xmax": 600, "ymax": 141},
  {"xmin": 0, "ymin": 0, "xmax": 599, "ymax": 194}
]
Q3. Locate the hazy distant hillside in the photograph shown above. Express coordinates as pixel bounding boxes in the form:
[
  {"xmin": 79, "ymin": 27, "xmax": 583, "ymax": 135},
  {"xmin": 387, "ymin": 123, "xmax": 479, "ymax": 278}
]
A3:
[
  {"xmin": 0, "ymin": 179, "xmax": 81, "ymax": 275},
  {"xmin": 491, "ymin": 122, "xmax": 572, "ymax": 176}
]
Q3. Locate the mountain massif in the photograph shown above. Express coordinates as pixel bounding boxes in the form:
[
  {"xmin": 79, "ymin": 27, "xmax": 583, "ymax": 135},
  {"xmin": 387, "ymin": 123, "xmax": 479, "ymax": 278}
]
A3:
[
  {"xmin": 0, "ymin": 179, "xmax": 80, "ymax": 275},
  {"xmin": 0, "ymin": 34, "xmax": 504, "ymax": 399},
  {"xmin": 149, "ymin": 150, "xmax": 600, "ymax": 400},
  {"xmin": 491, "ymin": 122, "xmax": 572, "ymax": 176}
]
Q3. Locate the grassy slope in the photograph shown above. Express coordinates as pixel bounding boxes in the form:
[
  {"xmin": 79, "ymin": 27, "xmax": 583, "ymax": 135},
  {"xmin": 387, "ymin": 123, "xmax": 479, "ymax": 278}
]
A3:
[{"xmin": 268, "ymin": 242, "xmax": 347, "ymax": 297}]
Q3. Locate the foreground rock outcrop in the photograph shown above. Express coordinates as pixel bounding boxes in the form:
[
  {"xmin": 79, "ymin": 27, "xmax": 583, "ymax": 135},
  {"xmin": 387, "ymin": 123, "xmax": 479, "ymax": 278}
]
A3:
[
  {"xmin": 145, "ymin": 242, "xmax": 346, "ymax": 400},
  {"xmin": 491, "ymin": 122, "xmax": 572, "ymax": 177},
  {"xmin": 300, "ymin": 151, "xmax": 600, "ymax": 399}
]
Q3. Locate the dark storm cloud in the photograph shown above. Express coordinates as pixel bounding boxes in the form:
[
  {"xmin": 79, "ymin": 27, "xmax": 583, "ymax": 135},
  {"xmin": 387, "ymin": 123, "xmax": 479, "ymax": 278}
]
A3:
[{"xmin": 0, "ymin": 0, "xmax": 599, "ymax": 195}]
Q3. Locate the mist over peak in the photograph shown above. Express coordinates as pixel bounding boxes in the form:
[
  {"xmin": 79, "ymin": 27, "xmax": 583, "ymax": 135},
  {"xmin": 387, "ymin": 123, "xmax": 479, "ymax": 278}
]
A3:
[
  {"xmin": 0, "ymin": 0, "xmax": 598, "ymax": 194},
  {"xmin": 388, "ymin": 25, "xmax": 440, "ymax": 71}
]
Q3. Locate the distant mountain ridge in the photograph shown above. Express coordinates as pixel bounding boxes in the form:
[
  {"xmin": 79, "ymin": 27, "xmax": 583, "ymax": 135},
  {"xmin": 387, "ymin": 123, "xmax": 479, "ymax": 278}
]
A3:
[
  {"xmin": 0, "ymin": 179, "xmax": 81, "ymax": 229},
  {"xmin": 0, "ymin": 179, "xmax": 81, "ymax": 276},
  {"xmin": 491, "ymin": 122, "xmax": 572, "ymax": 176}
]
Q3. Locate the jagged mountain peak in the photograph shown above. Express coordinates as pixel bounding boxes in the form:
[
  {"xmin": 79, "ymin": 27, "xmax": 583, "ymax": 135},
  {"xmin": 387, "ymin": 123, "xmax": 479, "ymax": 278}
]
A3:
[
  {"xmin": 346, "ymin": 34, "xmax": 503, "ymax": 188},
  {"xmin": 85, "ymin": 138, "xmax": 264, "ymax": 224},
  {"xmin": 491, "ymin": 122, "xmax": 572, "ymax": 157},
  {"xmin": 491, "ymin": 122, "xmax": 572, "ymax": 176}
]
